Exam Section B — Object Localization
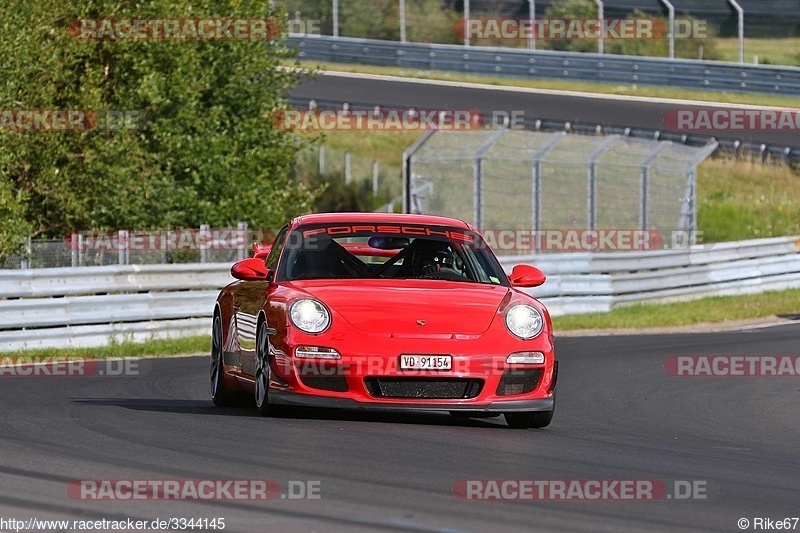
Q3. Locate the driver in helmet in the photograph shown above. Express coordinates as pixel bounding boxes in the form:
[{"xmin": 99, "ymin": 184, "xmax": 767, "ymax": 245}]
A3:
[{"xmin": 411, "ymin": 239, "xmax": 457, "ymax": 276}]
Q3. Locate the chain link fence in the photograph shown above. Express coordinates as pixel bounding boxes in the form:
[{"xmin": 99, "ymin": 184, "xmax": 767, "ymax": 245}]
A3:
[
  {"xmin": 295, "ymin": 143, "xmax": 403, "ymax": 212},
  {"xmin": 295, "ymin": 144, "xmax": 401, "ymax": 198},
  {"xmin": 404, "ymin": 129, "xmax": 718, "ymax": 254}
]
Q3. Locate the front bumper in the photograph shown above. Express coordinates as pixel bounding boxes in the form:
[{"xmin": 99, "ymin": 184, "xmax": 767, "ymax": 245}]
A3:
[
  {"xmin": 266, "ymin": 325, "xmax": 558, "ymax": 411},
  {"xmin": 270, "ymin": 389, "xmax": 555, "ymax": 413}
]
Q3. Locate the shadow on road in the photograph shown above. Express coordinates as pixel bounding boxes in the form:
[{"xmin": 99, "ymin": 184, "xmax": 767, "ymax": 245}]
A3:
[{"xmin": 70, "ymin": 398, "xmax": 511, "ymax": 428}]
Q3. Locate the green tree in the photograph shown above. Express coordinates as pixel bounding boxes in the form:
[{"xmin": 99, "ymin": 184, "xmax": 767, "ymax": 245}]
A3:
[
  {"xmin": 540, "ymin": 0, "xmax": 599, "ymax": 53},
  {"xmin": 0, "ymin": 0, "xmax": 318, "ymax": 261},
  {"xmin": 609, "ymin": 11, "xmax": 722, "ymax": 60}
]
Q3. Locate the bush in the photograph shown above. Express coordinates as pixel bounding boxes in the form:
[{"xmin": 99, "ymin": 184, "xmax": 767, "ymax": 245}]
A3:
[{"xmin": 0, "ymin": 0, "xmax": 319, "ymax": 262}]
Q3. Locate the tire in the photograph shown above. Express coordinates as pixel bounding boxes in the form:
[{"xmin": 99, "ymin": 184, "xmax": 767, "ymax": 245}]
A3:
[
  {"xmin": 210, "ymin": 314, "xmax": 236, "ymax": 406},
  {"xmin": 504, "ymin": 410, "xmax": 554, "ymax": 429},
  {"xmin": 254, "ymin": 320, "xmax": 277, "ymax": 417}
]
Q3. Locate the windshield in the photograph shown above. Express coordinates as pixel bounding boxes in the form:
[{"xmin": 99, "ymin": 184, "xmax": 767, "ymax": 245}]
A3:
[{"xmin": 276, "ymin": 223, "xmax": 509, "ymax": 286}]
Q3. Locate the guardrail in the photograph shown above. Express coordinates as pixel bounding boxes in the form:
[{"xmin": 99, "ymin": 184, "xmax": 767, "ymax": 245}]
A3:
[
  {"xmin": 1, "ymin": 236, "xmax": 798, "ymax": 350},
  {"xmin": 0, "ymin": 264, "xmax": 232, "ymax": 351},
  {"xmin": 520, "ymin": 236, "xmax": 800, "ymax": 315},
  {"xmin": 287, "ymin": 35, "xmax": 800, "ymax": 96}
]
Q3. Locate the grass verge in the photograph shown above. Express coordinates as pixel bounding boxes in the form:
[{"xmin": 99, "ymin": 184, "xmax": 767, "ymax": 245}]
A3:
[
  {"xmin": 716, "ymin": 37, "xmax": 800, "ymax": 67},
  {"xmin": 0, "ymin": 336, "xmax": 211, "ymax": 360},
  {"xmin": 553, "ymin": 288, "xmax": 800, "ymax": 331},
  {"xmin": 292, "ymin": 59, "xmax": 800, "ymax": 108}
]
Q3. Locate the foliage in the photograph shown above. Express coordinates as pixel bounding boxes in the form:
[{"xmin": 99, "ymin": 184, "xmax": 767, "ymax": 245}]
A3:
[{"xmin": 0, "ymin": 0, "xmax": 319, "ymax": 261}]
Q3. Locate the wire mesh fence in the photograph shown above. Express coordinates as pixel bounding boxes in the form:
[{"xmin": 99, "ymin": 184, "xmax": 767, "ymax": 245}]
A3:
[
  {"xmin": 295, "ymin": 143, "xmax": 403, "ymax": 212},
  {"xmin": 405, "ymin": 129, "xmax": 718, "ymax": 254}
]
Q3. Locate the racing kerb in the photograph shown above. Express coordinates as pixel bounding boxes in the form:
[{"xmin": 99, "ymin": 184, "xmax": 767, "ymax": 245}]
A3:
[{"xmin": 1, "ymin": 235, "xmax": 798, "ymax": 350}]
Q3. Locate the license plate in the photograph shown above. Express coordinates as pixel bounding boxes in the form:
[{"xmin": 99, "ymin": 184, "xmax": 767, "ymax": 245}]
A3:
[{"xmin": 399, "ymin": 355, "xmax": 452, "ymax": 371}]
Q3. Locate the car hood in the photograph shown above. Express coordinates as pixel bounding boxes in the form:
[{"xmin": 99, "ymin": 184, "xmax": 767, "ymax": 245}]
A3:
[{"xmin": 293, "ymin": 280, "xmax": 510, "ymax": 336}]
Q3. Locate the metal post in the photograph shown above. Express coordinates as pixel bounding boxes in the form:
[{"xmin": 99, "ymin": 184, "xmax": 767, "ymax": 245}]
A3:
[
  {"xmin": 402, "ymin": 130, "xmax": 436, "ymax": 213},
  {"xmin": 531, "ymin": 133, "xmax": 566, "ymax": 244},
  {"xmin": 332, "ymin": 0, "xmax": 339, "ymax": 38},
  {"xmin": 237, "ymin": 222, "xmax": 248, "ymax": 261},
  {"xmin": 319, "ymin": 145, "xmax": 325, "ymax": 175},
  {"xmin": 528, "ymin": 0, "xmax": 536, "ymax": 51},
  {"xmin": 165, "ymin": 230, "xmax": 172, "ymax": 263},
  {"xmin": 372, "ymin": 161, "xmax": 379, "ymax": 196},
  {"xmin": 639, "ymin": 143, "xmax": 670, "ymax": 231},
  {"xmin": 200, "ymin": 224, "xmax": 210, "ymax": 263},
  {"xmin": 22, "ymin": 237, "xmax": 31, "ymax": 269},
  {"xmin": 659, "ymin": 0, "xmax": 675, "ymax": 59},
  {"xmin": 71, "ymin": 233, "xmax": 78, "ymax": 267},
  {"xmin": 728, "ymin": 0, "xmax": 744, "ymax": 64},
  {"xmin": 345, "ymin": 152, "xmax": 351, "ymax": 184},
  {"xmin": 399, "ymin": 0, "xmax": 406, "ymax": 42},
  {"xmin": 691, "ymin": 169, "xmax": 697, "ymax": 245},
  {"xmin": 78, "ymin": 233, "xmax": 84, "ymax": 266},
  {"xmin": 473, "ymin": 129, "xmax": 507, "ymax": 229},
  {"xmin": 118, "ymin": 230, "xmax": 127, "ymax": 265},
  {"xmin": 464, "ymin": 0, "xmax": 470, "ymax": 47},
  {"xmin": 594, "ymin": 0, "xmax": 604, "ymax": 55},
  {"xmin": 587, "ymin": 136, "xmax": 619, "ymax": 233}
]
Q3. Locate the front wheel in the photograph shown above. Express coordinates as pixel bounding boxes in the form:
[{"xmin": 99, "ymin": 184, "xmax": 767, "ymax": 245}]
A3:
[
  {"xmin": 211, "ymin": 314, "xmax": 236, "ymax": 406},
  {"xmin": 254, "ymin": 321, "xmax": 277, "ymax": 417}
]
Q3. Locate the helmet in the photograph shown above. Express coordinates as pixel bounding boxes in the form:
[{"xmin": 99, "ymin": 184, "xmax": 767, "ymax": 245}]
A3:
[{"xmin": 412, "ymin": 240, "xmax": 455, "ymax": 275}]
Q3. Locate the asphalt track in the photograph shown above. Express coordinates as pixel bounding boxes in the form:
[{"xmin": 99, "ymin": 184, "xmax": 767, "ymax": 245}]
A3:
[
  {"xmin": 290, "ymin": 72, "xmax": 800, "ymax": 149},
  {"xmin": 1, "ymin": 323, "xmax": 799, "ymax": 532}
]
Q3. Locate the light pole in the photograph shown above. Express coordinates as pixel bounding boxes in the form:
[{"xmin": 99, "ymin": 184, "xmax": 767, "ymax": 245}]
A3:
[
  {"xmin": 659, "ymin": 0, "xmax": 675, "ymax": 59},
  {"xmin": 727, "ymin": 0, "xmax": 744, "ymax": 63},
  {"xmin": 400, "ymin": 0, "xmax": 407, "ymax": 42},
  {"xmin": 528, "ymin": 0, "xmax": 536, "ymax": 51},
  {"xmin": 333, "ymin": 0, "xmax": 339, "ymax": 38},
  {"xmin": 464, "ymin": 0, "xmax": 470, "ymax": 46},
  {"xmin": 594, "ymin": 0, "xmax": 604, "ymax": 55}
]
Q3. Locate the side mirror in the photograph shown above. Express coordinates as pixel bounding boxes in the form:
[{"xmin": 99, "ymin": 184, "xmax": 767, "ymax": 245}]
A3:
[
  {"xmin": 509, "ymin": 264, "xmax": 546, "ymax": 288},
  {"xmin": 231, "ymin": 258, "xmax": 269, "ymax": 281}
]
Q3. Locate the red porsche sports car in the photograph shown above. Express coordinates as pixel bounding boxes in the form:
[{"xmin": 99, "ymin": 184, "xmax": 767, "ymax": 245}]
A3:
[{"xmin": 210, "ymin": 213, "xmax": 557, "ymax": 428}]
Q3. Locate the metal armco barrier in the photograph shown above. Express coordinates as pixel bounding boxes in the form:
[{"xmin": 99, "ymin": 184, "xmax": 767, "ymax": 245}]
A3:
[
  {"xmin": 287, "ymin": 35, "xmax": 800, "ymax": 96},
  {"xmin": 521, "ymin": 236, "xmax": 800, "ymax": 315},
  {"xmin": 1, "ymin": 236, "xmax": 799, "ymax": 350},
  {"xmin": 0, "ymin": 264, "xmax": 233, "ymax": 351}
]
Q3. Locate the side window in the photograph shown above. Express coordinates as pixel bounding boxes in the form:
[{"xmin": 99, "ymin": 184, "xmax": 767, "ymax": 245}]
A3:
[{"xmin": 266, "ymin": 226, "xmax": 288, "ymax": 271}]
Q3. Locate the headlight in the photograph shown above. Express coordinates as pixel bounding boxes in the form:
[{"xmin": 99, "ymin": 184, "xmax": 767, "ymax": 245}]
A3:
[
  {"xmin": 289, "ymin": 299, "xmax": 331, "ymax": 334},
  {"xmin": 504, "ymin": 304, "xmax": 543, "ymax": 340}
]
